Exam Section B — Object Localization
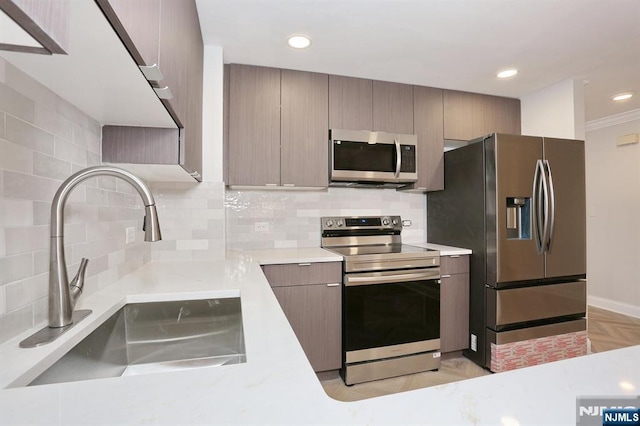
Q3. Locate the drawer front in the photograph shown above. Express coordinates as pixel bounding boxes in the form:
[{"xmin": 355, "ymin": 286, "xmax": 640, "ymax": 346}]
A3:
[
  {"xmin": 487, "ymin": 281, "xmax": 586, "ymax": 329},
  {"xmin": 440, "ymin": 255, "xmax": 469, "ymax": 275},
  {"xmin": 262, "ymin": 262, "xmax": 342, "ymax": 287}
]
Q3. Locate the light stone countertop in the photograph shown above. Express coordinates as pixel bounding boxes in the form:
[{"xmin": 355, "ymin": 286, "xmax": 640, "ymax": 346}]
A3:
[
  {"xmin": 231, "ymin": 247, "xmax": 343, "ymax": 264},
  {"xmin": 406, "ymin": 242, "xmax": 473, "ymax": 256},
  {"xmin": 0, "ymin": 256, "xmax": 638, "ymax": 425}
]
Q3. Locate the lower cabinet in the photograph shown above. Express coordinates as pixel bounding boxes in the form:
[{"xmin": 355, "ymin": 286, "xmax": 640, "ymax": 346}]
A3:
[
  {"xmin": 440, "ymin": 255, "xmax": 470, "ymax": 353},
  {"xmin": 262, "ymin": 262, "xmax": 342, "ymax": 372}
]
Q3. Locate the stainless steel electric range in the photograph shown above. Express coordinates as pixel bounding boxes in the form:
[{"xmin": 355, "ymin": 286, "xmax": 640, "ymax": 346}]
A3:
[{"xmin": 321, "ymin": 215, "xmax": 441, "ymax": 385}]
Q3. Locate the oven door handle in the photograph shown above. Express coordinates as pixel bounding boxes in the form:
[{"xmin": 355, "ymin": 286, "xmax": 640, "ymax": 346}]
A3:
[{"xmin": 345, "ymin": 270, "xmax": 440, "ymax": 287}]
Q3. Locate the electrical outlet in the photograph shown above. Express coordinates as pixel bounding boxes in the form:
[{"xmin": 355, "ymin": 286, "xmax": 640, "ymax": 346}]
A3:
[
  {"xmin": 125, "ymin": 227, "xmax": 136, "ymax": 244},
  {"xmin": 254, "ymin": 222, "xmax": 269, "ymax": 232}
]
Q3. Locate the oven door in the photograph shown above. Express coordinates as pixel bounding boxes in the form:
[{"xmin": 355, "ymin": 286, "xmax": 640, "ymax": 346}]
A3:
[{"xmin": 343, "ymin": 268, "xmax": 440, "ymax": 364}]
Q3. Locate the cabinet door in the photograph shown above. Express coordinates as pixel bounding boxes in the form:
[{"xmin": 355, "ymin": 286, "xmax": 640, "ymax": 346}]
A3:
[
  {"xmin": 443, "ymin": 90, "xmax": 521, "ymax": 141},
  {"xmin": 228, "ymin": 65, "xmax": 281, "ymax": 186},
  {"xmin": 181, "ymin": 0, "xmax": 203, "ymax": 179},
  {"xmin": 272, "ymin": 283, "xmax": 342, "ymax": 372},
  {"xmin": 372, "ymin": 81, "xmax": 414, "ymax": 134},
  {"xmin": 158, "ymin": 0, "xmax": 188, "ymax": 126},
  {"xmin": 281, "ymin": 70, "xmax": 328, "ymax": 187},
  {"xmin": 99, "ymin": 0, "xmax": 160, "ymax": 67},
  {"xmin": 413, "ymin": 86, "xmax": 444, "ymax": 191},
  {"xmin": 1, "ymin": 0, "xmax": 70, "ymax": 54},
  {"xmin": 328, "ymin": 75, "xmax": 372, "ymax": 131},
  {"xmin": 440, "ymin": 273, "xmax": 470, "ymax": 353}
]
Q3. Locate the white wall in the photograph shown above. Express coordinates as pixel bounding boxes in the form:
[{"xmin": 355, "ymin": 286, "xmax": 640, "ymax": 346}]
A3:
[
  {"xmin": 585, "ymin": 110, "xmax": 640, "ymax": 317},
  {"xmin": 521, "ymin": 78, "xmax": 585, "ymax": 139}
]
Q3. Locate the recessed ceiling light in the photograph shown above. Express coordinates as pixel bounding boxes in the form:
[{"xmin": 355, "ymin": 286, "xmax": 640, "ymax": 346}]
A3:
[
  {"xmin": 612, "ymin": 92, "xmax": 634, "ymax": 102},
  {"xmin": 497, "ymin": 69, "xmax": 518, "ymax": 79},
  {"xmin": 287, "ymin": 34, "xmax": 311, "ymax": 49}
]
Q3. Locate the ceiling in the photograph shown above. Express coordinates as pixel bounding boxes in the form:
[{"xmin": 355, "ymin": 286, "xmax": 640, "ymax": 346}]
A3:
[{"xmin": 196, "ymin": 0, "xmax": 640, "ymax": 122}]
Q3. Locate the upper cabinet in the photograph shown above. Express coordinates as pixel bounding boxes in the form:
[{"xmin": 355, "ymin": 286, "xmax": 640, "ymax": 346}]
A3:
[
  {"xmin": 97, "ymin": 0, "xmax": 204, "ymax": 180},
  {"xmin": 226, "ymin": 64, "xmax": 329, "ymax": 188},
  {"xmin": 281, "ymin": 69, "xmax": 329, "ymax": 187},
  {"xmin": 328, "ymin": 75, "xmax": 372, "ymax": 131},
  {"xmin": 228, "ymin": 64, "xmax": 281, "ymax": 186},
  {"xmin": 412, "ymin": 86, "xmax": 444, "ymax": 191},
  {"xmin": 443, "ymin": 90, "xmax": 521, "ymax": 141},
  {"xmin": 0, "ymin": 0, "xmax": 69, "ymax": 54},
  {"xmin": 372, "ymin": 81, "xmax": 414, "ymax": 134}
]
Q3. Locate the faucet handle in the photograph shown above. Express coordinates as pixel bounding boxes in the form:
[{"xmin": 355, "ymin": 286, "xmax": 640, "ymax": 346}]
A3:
[{"xmin": 70, "ymin": 258, "xmax": 89, "ymax": 306}]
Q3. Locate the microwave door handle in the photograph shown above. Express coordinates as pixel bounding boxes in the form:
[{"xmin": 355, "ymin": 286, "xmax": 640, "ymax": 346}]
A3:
[{"xmin": 394, "ymin": 138, "xmax": 401, "ymax": 178}]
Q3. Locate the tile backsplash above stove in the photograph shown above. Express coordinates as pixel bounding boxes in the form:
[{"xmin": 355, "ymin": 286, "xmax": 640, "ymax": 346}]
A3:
[{"xmin": 225, "ymin": 187, "xmax": 426, "ymax": 250}]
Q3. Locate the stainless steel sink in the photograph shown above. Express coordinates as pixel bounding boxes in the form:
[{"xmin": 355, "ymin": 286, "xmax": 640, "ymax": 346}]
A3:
[{"xmin": 29, "ymin": 298, "xmax": 246, "ymax": 386}]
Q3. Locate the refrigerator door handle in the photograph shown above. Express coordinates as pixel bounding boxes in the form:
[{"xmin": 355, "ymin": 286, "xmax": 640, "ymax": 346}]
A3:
[
  {"xmin": 540, "ymin": 159, "xmax": 551, "ymax": 254},
  {"xmin": 544, "ymin": 160, "xmax": 556, "ymax": 252},
  {"xmin": 532, "ymin": 160, "xmax": 545, "ymax": 254}
]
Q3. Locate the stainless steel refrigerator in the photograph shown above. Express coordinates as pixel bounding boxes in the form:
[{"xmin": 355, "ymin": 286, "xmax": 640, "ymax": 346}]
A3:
[{"xmin": 427, "ymin": 133, "xmax": 587, "ymax": 371}]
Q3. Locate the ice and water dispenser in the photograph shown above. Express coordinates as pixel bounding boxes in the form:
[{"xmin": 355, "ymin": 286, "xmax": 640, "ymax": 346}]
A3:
[{"xmin": 506, "ymin": 197, "xmax": 531, "ymax": 239}]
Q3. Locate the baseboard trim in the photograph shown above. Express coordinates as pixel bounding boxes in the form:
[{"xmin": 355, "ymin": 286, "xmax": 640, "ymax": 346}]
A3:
[{"xmin": 588, "ymin": 295, "xmax": 640, "ymax": 319}]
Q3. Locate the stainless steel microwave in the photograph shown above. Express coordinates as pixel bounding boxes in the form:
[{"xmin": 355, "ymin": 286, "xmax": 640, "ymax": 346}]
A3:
[{"xmin": 329, "ymin": 129, "xmax": 418, "ymax": 186}]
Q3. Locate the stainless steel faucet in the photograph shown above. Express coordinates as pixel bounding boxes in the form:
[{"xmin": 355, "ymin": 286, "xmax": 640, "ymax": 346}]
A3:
[{"xmin": 20, "ymin": 166, "xmax": 162, "ymax": 348}]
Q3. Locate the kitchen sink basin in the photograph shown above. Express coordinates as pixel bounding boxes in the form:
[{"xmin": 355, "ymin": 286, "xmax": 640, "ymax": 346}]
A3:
[{"xmin": 28, "ymin": 298, "xmax": 246, "ymax": 386}]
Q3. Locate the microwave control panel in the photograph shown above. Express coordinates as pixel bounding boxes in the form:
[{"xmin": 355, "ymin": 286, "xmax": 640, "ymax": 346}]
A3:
[{"xmin": 400, "ymin": 145, "xmax": 416, "ymax": 172}]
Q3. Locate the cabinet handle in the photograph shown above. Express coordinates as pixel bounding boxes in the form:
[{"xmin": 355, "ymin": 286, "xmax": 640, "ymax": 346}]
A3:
[
  {"xmin": 282, "ymin": 183, "xmax": 295, "ymax": 187},
  {"xmin": 154, "ymin": 86, "xmax": 173, "ymax": 100},
  {"xmin": 265, "ymin": 183, "xmax": 278, "ymax": 187},
  {"xmin": 326, "ymin": 283, "xmax": 340, "ymax": 287},
  {"xmin": 441, "ymin": 274, "xmax": 452, "ymax": 278},
  {"xmin": 450, "ymin": 255, "xmax": 460, "ymax": 258},
  {"xmin": 139, "ymin": 64, "xmax": 164, "ymax": 82},
  {"xmin": 298, "ymin": 263, "xmax": 311, "ymax": 266}
]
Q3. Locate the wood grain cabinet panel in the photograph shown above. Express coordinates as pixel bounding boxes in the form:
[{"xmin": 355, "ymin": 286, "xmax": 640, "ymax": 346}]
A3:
[
  {"xmin": 443, "ymin": 90, "xmax": 521, "ymax": 141},
  {"xmin": 372, "ymin": 80, "xmax": 414, "ymax": 134},
  {"xmin": 96, "ymin": 0, "xmax": 203, "ymax": 180},
  {"xmin": 263, "ymin": 262, "xmax": 342, "ymax": 372},
  {"xmin": 281, "ymin": 70, "xmax": 329, "ymax": 187},
  {"xmin": 271, "ymin": 283, "xmax": 342, "ymax": 372},
  {"xmin": 0, "ymin": 0, "xmax": 70, "ymax": 54},
  {"xmin": 228, "ymin": 64, "xmax": 281, "ymax": 186},
  {"xmin": 411, "ymin": 86, "xmax": 444, "ymax": 191},
  {"xmin": 440, "ymin": 255, "xmax": 470, "ymax": 353},
  {"xmin": 328, "ymin": 75, "xmax": 373, "ymax": 131},
  {"xmin": 262, "ymin": 262, "xmax": 341, "ymax": 287}
]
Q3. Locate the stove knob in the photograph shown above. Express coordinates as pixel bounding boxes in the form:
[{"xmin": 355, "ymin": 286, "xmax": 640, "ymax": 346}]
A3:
[
  {"xmin": 336, "ymin": 219, "xmax": 344, "ymax": 227},
  {"xmin": 382, "ymin": 217, "xmax": 390, "ymax": 226},
  {"xmin": 325, "ymin": 219, "xmax": 334, "ymax": 228},
  {"xmin": 392, "ymin": 218, "xmax": 399, "ymax": 226}
]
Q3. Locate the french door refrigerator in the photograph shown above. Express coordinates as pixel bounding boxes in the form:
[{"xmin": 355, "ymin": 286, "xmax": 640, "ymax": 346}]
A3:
[{"xmin": 427, "ymin": 133, "xmax": 587, "ymax": 372}]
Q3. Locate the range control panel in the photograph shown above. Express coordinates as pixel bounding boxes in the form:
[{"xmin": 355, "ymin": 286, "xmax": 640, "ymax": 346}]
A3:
[{"xmin": 321, "ymin": 215, "xmax": 402, "ymax": 232}]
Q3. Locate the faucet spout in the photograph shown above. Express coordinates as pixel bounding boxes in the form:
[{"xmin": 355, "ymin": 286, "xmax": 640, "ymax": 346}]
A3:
[{"xmin": 48, "ymin": 166, "xmax": 162, "ymax": 328}]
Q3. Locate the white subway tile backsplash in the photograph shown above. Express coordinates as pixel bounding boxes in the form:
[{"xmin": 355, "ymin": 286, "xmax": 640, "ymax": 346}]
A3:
[
  {"xmin": 4, "ymin": 226, "xmax": 48, "ymax": 255},
  {"xmin": 34, "ymin": 104, "xmax": 74, "ymax": 142},
  {"xmin": 225, "ymin": 187, "xmax": 426, "ymax": 250},
  {"xmin": 176, "ymin": 239, "xmax": 209, "ymax": 251},
  {"xmin": 33, "ymin": 151, "xmax": 73, "ymax": 180},
  {"xmin": 4, "ymin": 61, "xmax": 56, "ymax": 112},
  {"xmin": 4, "ymin": 273, "xmax": 48, "ymax": 313},
  {"xmin": 0, "ymin": 82, "xmax": 35, "ymax": 123},
  {"xmin": 5, "ymin": 115, "xmax": 54, "ymax": 155},
  {"xmin": 0, "ymin": 286, "xmax": 5, "ymax": 316},
  {"xmin": 0, "ymin": 305, "xmax": 33, "ymax": 343},
  {"xmin": 54, "ymin": 137, "xmax": 87, "ymax": 167},
  {"xmin": 0, "ymin": 253, "xmax": 33, "ymax": 286},
  {"xmin": 0, "ymin": 199, "xmax": 33, "ymax": 227},
  {"xmin": 3, "ymin": 171, "xmax": 59, "ymax": 202},
  {"xmin": 0, "ymin": 139, "xmax": 33, "ymax": 174}
]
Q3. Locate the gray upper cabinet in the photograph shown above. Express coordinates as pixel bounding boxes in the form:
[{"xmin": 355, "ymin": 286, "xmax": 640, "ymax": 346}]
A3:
[
  {"xmin": 372, "ymin": 81, "xmax": 414, "ymax": 134},
  {"xmin": 97, "ymin": 0, "xmax": 203, "ymax": 180},
  {"xmin": 227, "ymin": 65, "xmax": 329, "ymax": 188},
  {"xmin": 0, "ymin": 0, "xmax": 70, "ymax": 54},
  {"xmin": 328, "ymin": 75, "xmax": 372, "ymax": 131},
  {"xmin": 443, "ymin": 90, "xmax": 521, "ymax": 141},
  {"xmin": 410, "ymin": 86, "xmax": 444, "ymax": 192},
  {"xmin": 281, "ymin": 70, "xmax": 328, "ymax": 187},
  {"xmin": 228, "ymin": 64, "xmax": 281, "ymax": 186}
]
